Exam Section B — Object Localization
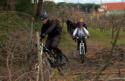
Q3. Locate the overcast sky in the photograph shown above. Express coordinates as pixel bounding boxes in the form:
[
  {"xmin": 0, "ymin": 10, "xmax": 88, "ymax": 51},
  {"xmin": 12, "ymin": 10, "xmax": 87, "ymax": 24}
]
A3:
[{"xmin": 53, "ymin": 0, "xmax": 125, "ymax": 4}]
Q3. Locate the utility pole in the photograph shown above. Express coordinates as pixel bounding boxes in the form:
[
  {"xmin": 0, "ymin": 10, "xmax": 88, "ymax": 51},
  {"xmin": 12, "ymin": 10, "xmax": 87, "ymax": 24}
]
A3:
[{"xmin": 36, "ymin": 0, "xmax": 44, "ymax": 17}]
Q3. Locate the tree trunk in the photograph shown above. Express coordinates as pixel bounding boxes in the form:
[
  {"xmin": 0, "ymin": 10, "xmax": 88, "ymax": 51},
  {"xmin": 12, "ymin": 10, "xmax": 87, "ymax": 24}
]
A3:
[
  {"xmin": 36, "ymin": 0, "xmax": 43, "ymax": 17},
  {"xmin": 7, "ymin": 0, "xmax": 16, "ymax": 11}
]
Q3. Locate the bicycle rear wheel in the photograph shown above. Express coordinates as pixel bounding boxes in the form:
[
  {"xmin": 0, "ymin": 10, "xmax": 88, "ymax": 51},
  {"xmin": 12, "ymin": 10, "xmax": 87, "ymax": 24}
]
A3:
[
  {"xmin": 80, "ymin": 54, "xmax": 85, "ymax": 63},
  {"xmin": 57, "ymin": 54, "xmax": 69, "ymax": 75},
  {"xmin": 46, "ymin": 51, "xmax": 69, "ymax": 75}
]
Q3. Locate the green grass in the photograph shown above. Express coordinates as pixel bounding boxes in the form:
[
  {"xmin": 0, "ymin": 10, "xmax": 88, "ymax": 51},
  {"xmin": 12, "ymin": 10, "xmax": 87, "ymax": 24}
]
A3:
[
  {"xmin": 117, "ymin": 39, "xmax": 125, "ymax": 45},
  {"xmin": 59, "ymin": 23, "xmax": 76, "ymax": 54},
  {"xmin": 89, "ymin": 28, "xmax": 125, "ymax": 46},
  {"xmin": 59, "ymin": 24, "xmax": 125, "ymax": 55},
  {"xmin": 89, "ymin": 28, "xmax": 111, "ymax": 40},
  {"xmin": 33, "ymin": 22, "xmax": 42, "ymax": 31},
  {"xmin": 73, "ymin": 74, "xmax": 85, "ymax": 81}
]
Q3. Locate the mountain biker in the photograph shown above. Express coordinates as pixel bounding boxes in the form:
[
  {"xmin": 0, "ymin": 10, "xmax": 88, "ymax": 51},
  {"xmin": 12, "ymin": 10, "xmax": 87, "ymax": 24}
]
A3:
[
  {"xmin": 73, "ymin": 18, "xmax": 89, "ymax": 53},
  {"xmin": 66, "ymin": 19, "xmax": 77, "ymax": 36},
  {"xmin": 39, "ymin": 11, "xmax": 64, "ymax": 65},
  {"xmin": 77, "ymin": 18, "xmax": 87, "ymax": 29}
]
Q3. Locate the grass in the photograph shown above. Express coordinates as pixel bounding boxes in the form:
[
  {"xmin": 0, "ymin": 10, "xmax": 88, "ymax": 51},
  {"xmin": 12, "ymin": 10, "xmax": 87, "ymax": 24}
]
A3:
[
  {"xmin": 59, "ymin": 23, "xmax": 76, "ymax": 54},
  {"xmin": 117, "ymin": 39, "xmax": 125, "ymax": 45},
  {"xmin": 0, "ymin": 13, "xmax": 32, "ymax": 48},
  {"xmin": 58, "ymin": 23, "xmax": 125, "ymax": 56},
  {"xmin": 88, "ymin": 28, "xmax": 125, "ymax": 46},
  {"xmin": 72, "ymin": 74, "xmax": 85, "ymax": 81}
]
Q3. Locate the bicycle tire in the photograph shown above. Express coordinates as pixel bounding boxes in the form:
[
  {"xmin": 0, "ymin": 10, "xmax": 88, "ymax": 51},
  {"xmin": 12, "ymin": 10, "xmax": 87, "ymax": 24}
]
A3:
[
  {"xmin": 44, "ymin": 49, "xmax": 69, "ymax": 75},
  {"xmin": 80, "ymin": 43, "xmax": 85, "ymax": 63},
  {"xmin": 80, "ymin": 54, "xmax": 85, "ymax": 63},
  {"xmin": 57, "ymin": 54, "xmax": 69, "ymax": 75}
]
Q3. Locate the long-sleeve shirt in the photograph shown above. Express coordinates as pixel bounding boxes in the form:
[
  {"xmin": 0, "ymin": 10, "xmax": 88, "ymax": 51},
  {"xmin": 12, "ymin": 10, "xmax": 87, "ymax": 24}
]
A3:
[
  {"xmin": 41, "ymin": 20, "xmax": 61, "ymax": 38},
  {"xmin": 77, "ymin": 22, "xmax": 87, "ymax": 29},
  {"xmin": 73, "ymin": 27, "xmax": 89, "ymax": 37}
]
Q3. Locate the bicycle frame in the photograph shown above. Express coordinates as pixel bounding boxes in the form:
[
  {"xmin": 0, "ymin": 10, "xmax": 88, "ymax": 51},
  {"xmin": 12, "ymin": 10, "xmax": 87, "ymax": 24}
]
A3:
[
  {"xmin": 76, "ymin": 36, "xmax": 86, "ymax": 63},
  {"xmin": 79, "ymin": 40, "xmax": 85, "ymax": 55}
]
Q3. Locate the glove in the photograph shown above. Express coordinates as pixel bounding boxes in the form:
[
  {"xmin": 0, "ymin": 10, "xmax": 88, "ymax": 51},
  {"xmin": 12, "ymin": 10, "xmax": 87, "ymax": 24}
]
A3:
[
  {"xmin": 40, "ymin": 33, "xmax": 46, "ymax": 39},
  {"xmin": 87, "ymin": 35, "xmax": 90, "ymax": 39},
  {"xmin": 73, "ymin": 36, "xmax": 75, "ymax": 40},
  {"xmin": 73, "ymin": 37, "xmax": 76, "ymax": 42},
  {"xmin": 40, "ymin": 38, "xmax": 42, "ymax": 42}
]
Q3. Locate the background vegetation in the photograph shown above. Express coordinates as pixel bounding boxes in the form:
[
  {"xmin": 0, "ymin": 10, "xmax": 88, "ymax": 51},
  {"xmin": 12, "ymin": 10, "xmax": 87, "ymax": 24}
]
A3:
[{"xmin": 0, "ymin": 0, "xmax": 125, "ymax": 81}]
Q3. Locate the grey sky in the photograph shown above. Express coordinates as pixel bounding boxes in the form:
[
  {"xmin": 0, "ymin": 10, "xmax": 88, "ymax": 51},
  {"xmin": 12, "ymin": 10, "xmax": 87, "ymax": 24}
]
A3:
[{"xmin": 53, "ymin": 0, "xmax": 125, "ymax": 3}]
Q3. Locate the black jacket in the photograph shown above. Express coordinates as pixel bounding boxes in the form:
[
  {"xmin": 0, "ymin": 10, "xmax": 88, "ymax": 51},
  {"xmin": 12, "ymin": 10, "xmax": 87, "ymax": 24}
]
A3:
[
  {"xmin": 76, "ymin": 22, "xmax": 87, "ymax": 29},
  {"xmin": 41, "ymin": 19, "xmax": 61, "ymax": 38}
]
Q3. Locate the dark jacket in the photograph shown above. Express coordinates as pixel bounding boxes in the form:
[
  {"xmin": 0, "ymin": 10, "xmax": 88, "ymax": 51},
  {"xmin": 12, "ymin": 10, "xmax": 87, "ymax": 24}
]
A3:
[
  {"xmin": 77, "ymin": 22, "xmax": 87, "ymax": 29},
  {"xmin": 66, "ymin": 20, "xmax": 77, "ymax": 35},
  {"xmin": 41, "ymin": 19, "xmax": 62, "ymax": 38}
]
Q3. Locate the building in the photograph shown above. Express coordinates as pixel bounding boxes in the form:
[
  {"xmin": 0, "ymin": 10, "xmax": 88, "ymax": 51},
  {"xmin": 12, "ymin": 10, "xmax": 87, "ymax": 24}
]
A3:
[{"xmin": 98, "ymin": 2, "xmax": 125, "ymax": 15}]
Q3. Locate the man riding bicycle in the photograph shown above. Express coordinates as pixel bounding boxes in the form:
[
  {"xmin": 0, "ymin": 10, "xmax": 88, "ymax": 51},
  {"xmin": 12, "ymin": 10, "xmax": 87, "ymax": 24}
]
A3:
[
  {"xmin": 39, "ymin": 11, "xmax": 65, "ymax": 66},
  {"xmin": 73, "ymin": 18, "xmax": 90, "ymax": 53}
]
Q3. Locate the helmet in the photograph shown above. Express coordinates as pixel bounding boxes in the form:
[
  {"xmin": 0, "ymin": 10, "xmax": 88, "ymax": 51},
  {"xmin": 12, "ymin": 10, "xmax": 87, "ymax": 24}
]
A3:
[
  {"xmin": 39, "ymin": 11, "xmax": 48, "ymax": 20},
  {"xmin": 79, "ymin": 18, "xmax": 84, "ymax": 22}
]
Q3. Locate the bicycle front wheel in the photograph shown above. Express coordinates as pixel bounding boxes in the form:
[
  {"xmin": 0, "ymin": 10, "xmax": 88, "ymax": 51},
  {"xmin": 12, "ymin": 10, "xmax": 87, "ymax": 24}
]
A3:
[
  {"xmin": 80, "ymin": 45, "xmax": 85, "ymax": 63},
  {"xmin": 80, "ymin": 54, "xmax": 85, "ymax": 63},
  {"xmin": 57, "ymin": 54, "xmax": 69, "ymax": 75}
]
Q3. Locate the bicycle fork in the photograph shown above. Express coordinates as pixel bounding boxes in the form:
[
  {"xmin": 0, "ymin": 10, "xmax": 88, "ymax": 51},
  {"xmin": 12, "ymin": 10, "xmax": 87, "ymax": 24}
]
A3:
[{"xmin": 79, "ymin": 42, "xmax": 85, "ymax": 55}]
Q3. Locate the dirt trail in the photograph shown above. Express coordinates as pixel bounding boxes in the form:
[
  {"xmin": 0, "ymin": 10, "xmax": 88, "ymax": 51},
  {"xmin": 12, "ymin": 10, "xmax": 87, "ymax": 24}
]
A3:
[{"xmin": 54, "ymin": 42, "xmax": 125, "ymax": 81}]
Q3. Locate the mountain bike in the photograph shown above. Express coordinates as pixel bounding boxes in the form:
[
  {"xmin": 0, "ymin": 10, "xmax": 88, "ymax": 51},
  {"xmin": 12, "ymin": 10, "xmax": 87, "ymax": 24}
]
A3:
[
  {"xmin": 76, "ymin": 36, "xmax": 86, "ymax": 63},
  {"xmin": 43, "ymin": 45, "xmax": 69, "ymax": 67},
  {"xmin": 36, "ymin": 31, "xmax": 69, "ymax": 81}
]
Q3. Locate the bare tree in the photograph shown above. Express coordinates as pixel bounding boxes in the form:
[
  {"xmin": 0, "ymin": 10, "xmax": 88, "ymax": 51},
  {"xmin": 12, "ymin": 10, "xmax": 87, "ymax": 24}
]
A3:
[
  {"xmin": 7, "ymin": 0, "xmax": 16, "ymax": 11},
  {"xmin": 36, "ymin": 0, "xmax": 43, "ymax": 17},
  {"xmin": 93, "ymin": 15, "xmax": 123, "ymax": 81}
]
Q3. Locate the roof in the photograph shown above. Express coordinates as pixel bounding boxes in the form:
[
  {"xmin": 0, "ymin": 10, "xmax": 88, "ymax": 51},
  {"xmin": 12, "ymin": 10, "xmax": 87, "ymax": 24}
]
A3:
[{"xmin": 103, "ymin": 2, "xmax": 125, "ymax": 11}]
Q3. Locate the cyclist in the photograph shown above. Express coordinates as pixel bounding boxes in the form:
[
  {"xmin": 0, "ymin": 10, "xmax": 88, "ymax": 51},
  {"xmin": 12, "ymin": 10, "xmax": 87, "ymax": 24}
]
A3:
[
  {"xmin": 66, "ymin": 19, "xmax": 77, "ymax": 36},
  {"xmin": 39, "ymin": 11, "xmax": 65, "ymax": 65},
  {"xmin": 73, "ymin": 18, "xmax": 90, "ymax": 53},
  {"xmin": 77, "ymin": 18, "xmax": 87, "ymax": 29}
]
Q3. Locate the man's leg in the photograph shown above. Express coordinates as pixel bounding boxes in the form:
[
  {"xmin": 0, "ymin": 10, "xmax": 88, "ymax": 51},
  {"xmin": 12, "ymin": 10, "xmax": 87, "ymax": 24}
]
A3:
[
  {"xmin": 43, "ymin": 38, "xmax": 53, "ymax": 53},
  {"xmin": 51, "ymin": 37, "xmax": 62, "ymax": 56},
  {"xmin": 45, "ymin": 38, "xmax": 53, "ymax": 50},
  {"xmin": 77, "ymin": 40, "xmax": 80, "ymax": 50},
  {"xmin": 51, "ymin": 37, "xmax": 65, "ymax": 64},
  {"xmin": 83, "ymin": 38, "xmax": 87, "ymax": 53}
]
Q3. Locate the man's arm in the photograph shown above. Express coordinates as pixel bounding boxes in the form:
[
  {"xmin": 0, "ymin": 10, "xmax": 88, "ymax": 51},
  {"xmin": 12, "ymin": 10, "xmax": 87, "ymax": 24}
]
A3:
[
  {"xmin": 40, "ymin": 25, "xmax": 47, "ymax": 39},
  {"xmin": 45, "ymin": 20, "xmax": 56, "ymax": 34},
  {"xmin": 73, "ymin": 28, "xmax": 78, "ymax": 37}
]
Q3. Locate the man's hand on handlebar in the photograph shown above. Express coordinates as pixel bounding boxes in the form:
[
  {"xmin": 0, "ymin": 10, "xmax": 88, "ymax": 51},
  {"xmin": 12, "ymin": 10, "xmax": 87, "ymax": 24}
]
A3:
[
  {"xmin": 73, "ymin": 36, "xmax": 77, "ymax": 42},
  {"xmin": 40, "ymin": 33, "xmax": 46, "ymax": 42},
  {"xmin": 40, "ymin": 38, "xmax": 42, "ymax": 42},
  {"xmin": 40, "ymin": 33, "xmax": 46, "ymax": 39}
]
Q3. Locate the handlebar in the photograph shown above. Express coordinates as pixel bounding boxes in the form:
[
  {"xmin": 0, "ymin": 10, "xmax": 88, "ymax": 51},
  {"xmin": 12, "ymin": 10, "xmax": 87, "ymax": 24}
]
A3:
[{"xmin": 75, "ymin": 36, "xmax": 87, "ymax": 40}]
